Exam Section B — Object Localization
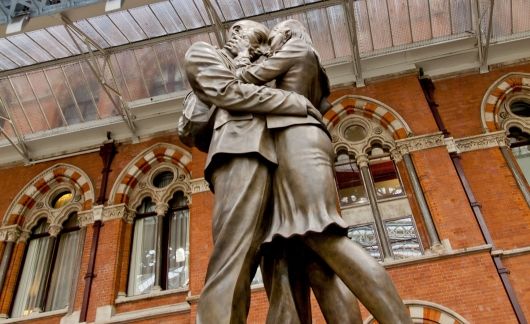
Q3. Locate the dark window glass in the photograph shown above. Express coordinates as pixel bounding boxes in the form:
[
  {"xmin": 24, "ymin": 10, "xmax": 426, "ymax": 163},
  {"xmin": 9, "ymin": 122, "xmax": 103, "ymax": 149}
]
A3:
[
  {"xmin": 335, "ymin": 161, "xmax": 369, "ymax": 206},
  {"xmin": 369, "ymin": 160, "xmax": 404, "ymax": 200},
  {"xmin": 153, "ymin": 171, "xmax": 174, "ymax": 188}
]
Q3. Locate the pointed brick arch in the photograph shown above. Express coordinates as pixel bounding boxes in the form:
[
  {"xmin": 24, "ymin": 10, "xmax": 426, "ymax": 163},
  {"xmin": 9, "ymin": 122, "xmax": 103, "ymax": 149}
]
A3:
[
  {"xmin": 481, "ymin": 72, "xmax": 530, "ymax": 132},
  {"xmin": 365, "ymin": 300, "xmax": 469, "ymax": 324},
  {"xmin": 3, "ymin": 164, "xmax": 95, "ymax": 226},
  {"xmin": 324, "ymin": 95, "xmax": 412, "ymax": 139},
  {"xmin": 110, "ymin": 143, "xmax": 192, "ymax": 205}
]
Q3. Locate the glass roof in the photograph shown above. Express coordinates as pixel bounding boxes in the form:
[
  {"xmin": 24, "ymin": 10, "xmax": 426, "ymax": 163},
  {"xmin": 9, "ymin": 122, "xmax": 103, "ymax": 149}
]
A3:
[{"xmin": 1, "ymin": 0, "xmax": 530, "ymax": 141}]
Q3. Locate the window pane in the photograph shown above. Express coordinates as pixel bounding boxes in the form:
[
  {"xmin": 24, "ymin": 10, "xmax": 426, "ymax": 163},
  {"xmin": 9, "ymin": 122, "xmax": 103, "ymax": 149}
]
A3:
[
  {"xmin": 369, "ymin": 160, "xmax": 404, "ymax": 200},
  {"xmin": 12, "ymin": 237, "xmax": 53, "ymax": 317},
  {"xmin": 167, "ymin": 208, "xmax": 189, "ymax": 289},
  {"xmin": 46, "ymin": 230, "xmax": 80, "ymax": 311},
  {"xmin": 385, "ymin": 217, "xmax": 423, "ymax": 259},
  {"xmin": 513, "ymin": 144, "xmax": 530, "ymax": 182},
  {"xmin": 347, "ymin": 224, "xmax": 381, "ymax": 260},
  {"xmin": 335, "ymin": 161, "xmax": 368, "ymax": 206},
  {"xmin": 251, "ymin": 267, "xmax": 263, "ymax": 285},
  {"xmin": 128, "ymin": 216, "xmax": 158, "ymax": 295}
]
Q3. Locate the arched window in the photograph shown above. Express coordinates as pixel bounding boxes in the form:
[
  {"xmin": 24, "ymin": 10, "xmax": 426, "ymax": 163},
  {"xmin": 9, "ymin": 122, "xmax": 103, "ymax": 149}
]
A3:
[
  {"xmin": 12, "ymin": 213, "xmax": 81, "ymax": 317},
  {"xmin": 328, "ymin": 109, "xmax": 424, "ymax": 261},
  {"xmin": 128, "ymin": 191, "xmax": 189, "ymax": 296},
  {"xmin": 335, "ymin": 149, "xmax": 422, "ymax": 260}
]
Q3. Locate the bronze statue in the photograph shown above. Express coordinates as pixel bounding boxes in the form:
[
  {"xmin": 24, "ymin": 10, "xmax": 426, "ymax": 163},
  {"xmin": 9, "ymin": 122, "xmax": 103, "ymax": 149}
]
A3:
[{"xmin": 183, "ymin": 19, "xmax": 412, "ymax": 324}]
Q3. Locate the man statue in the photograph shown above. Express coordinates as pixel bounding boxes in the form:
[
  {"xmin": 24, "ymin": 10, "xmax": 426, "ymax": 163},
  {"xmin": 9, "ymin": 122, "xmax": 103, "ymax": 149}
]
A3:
[{"xmin": 184, "ymin": 19, "xmax": 412, "ymax": 324}]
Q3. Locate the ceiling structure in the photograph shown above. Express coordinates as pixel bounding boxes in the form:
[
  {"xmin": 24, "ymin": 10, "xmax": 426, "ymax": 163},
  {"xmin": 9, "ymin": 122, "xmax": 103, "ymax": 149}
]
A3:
[{"xmin": 0, "ymin": 0, "xmax": 529, "ymax": 166}]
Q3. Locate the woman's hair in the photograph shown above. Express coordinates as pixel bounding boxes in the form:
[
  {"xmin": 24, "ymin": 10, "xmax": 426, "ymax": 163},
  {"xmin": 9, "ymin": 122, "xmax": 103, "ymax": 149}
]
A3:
[{"xmin": 274, "ymin": 19, "xmax": 313, "ymax": 46}]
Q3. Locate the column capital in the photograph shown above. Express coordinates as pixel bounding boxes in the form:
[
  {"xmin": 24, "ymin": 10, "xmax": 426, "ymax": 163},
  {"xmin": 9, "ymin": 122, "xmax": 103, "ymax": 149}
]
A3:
[
  {"xmin": 0, "ymin": 225, "xmax": 22, "ymax": 242},
  {"xmin": 356, "ymin": 154, "xmax": 369, "ymax": 168}
]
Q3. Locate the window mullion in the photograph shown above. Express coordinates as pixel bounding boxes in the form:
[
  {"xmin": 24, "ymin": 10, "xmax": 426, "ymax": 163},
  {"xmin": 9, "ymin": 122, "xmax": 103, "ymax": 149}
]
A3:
[
  {"xmin": 160, "ymin": 211, "xmax": 171, "ymax": 290},
  {"xmin": 153, "ymin": 204, "xmax": 168, "ymax": 291},
  {"xmin": 34, "ymin": 235, "xmax": 57, "ymax": 313},
  {"xmin": 356, "ymin": 154, "xmax": 393, "ymax": 260}
]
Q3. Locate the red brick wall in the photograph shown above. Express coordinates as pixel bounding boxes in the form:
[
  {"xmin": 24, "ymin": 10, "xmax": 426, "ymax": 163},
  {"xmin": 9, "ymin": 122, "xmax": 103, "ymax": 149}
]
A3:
[
  {"xmin": 434, "ymin": 62, "xmax": 530, "ymax": 138},
  {"xmin": 2, "ymin": 63, "xmax": 530, "ymax": 323}
]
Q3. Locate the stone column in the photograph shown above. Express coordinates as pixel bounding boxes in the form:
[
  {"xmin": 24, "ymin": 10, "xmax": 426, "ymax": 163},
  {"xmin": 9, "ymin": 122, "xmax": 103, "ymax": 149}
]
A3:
[
  {"xmin": 392, "ymin": 148, "xmax": 442, "ymax": 250},
  {"xmin": 0, "ymin": 226, "xmax": 21, "ymax": 296},
  {"xmin": 153, "ymin": 203, "xmax": 169, "ymax": 291},
  {"xmin": 356, "ymin": 154, "xmax": 392, "ymax": 260}
]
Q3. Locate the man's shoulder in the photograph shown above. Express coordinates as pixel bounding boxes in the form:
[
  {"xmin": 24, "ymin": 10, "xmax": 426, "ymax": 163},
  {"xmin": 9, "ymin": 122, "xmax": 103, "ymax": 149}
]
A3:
[{"xmin": 185, "ymin": 42, "xmax": 219, "ymax": 60}]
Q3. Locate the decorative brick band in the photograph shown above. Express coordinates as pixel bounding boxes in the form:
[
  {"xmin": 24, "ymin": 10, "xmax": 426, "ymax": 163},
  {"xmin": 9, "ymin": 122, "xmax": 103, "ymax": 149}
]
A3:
[
  {"xmin": 365, "ymin": 300, "xmax": 469, "ymax": 324},
  {"xmin": 481, "ymin": 73, "xmax": 530, "ymax": 132},
  {"xmin": 455, "ymin": 131, "xmax": 509, "ymax": 153},
  {"xmin": 110, "ymin": 143, "xmax": 192, "ymax": 205},
  {"xmin": 3, "ymin": 164, "xmax": 95, "ymax": 226},
  {"xmin": 324, "ymin": 95, "xmax": 412, "ymax": 140}
]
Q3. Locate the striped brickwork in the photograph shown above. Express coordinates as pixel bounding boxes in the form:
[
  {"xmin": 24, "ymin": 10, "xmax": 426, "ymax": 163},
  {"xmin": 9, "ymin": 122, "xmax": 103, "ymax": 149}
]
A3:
[
  {"xmin": 324, "ymin": 95, "xmax": 412, "ymax": 139},
  {"xmin": 481, "ymin": 73, "xmax": 530, "ymax": 131},
  {"xmin": 3, "ymin": 164, "xmax": 94, "ymax": 227},
  {"xmin": 111, "ymin": 143, "xmax": 192, "ymax": 205}
]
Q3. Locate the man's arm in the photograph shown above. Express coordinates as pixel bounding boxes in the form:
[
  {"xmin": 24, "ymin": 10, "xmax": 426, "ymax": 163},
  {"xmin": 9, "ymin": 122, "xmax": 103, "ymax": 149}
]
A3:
[{"xmin": 184, "ymin": 42, "xmax": 312, "ymax": 117}]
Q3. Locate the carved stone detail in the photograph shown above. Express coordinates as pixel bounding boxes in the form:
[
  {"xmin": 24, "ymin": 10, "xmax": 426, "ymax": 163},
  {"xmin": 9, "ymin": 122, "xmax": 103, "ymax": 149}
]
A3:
[
  {"xmin": 78, "ymin": 210, "xmax": 94, "ymax": 227},
  {"xmin": 155, "ymin": 203, "xmax": 169, "ymax": 216},
  {"xmin": 103, "ymin": 204, "xmax": 134, "ymax": 223},
  {"xmin": 395, "ymin": 132, "xmax": 445, "ymax": 155},
  {"xmin": 390, "ymin": 149, "xmax": 402, "ymax": 162},
  {"xmin": 191, "ymin": 178, "xmax": 210, "ymax": 194},
  {"xmin": 455, "ymin": 131, "xmax": 509, "ymax": 153},
  {"xmin": 0, "ymin": 225, "xmax": 22, "ymax": 242},
  {"xmin": 48, "ymin": 224, "xmax": 63, "ymax": 237},
  {"xmin": 18, "ymin": 230, "xmax": 31, "ymax": 243}
]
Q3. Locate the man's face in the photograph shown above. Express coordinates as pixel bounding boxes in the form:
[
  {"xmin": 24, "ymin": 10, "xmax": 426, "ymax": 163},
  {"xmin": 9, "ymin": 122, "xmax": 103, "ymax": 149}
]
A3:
[{"xmin": 225, "ymin": 24, "xmax": 265, "ymax": 60}]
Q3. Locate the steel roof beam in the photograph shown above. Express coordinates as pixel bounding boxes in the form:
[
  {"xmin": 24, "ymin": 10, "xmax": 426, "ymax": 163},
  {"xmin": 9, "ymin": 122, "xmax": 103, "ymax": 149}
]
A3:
[
  {"xmin": 480, "ymin": 0, "xmax": 494, "ymax": 73},
  {"xmin": 343, "ymin": 0, "xmax": 364, "ymax": 87},
  {"xmin": 0, "ymin": 0, "xmax": 168, "ymax": 35},
  {"xmin": 61, "ymin": 14, "xmax": 138, "ymax": 138},
  {"xmin": 0, "ymin": 0, "xmax": 340, "ymax": 77},
  {"xmin": 202, "ymin": 0, "xmax": 226, "ymax": 46},
  {"xmin": 0, "ymin": 99, "xmax": 30, "ymax": 161}
]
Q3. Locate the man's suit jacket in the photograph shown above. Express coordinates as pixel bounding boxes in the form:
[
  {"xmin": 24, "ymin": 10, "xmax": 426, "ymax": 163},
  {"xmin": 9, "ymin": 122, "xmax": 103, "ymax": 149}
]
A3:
[
  {"xmin": 238, "ymin": 37, "xmax": 330, "ymax": 130},
  {"xmin": 184, "ymin": 41, "xmax": 313, "ymax": 183}
]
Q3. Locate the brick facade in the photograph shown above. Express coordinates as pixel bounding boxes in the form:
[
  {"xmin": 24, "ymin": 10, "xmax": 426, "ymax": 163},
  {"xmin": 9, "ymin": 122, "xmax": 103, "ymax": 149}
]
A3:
[{"xmin": 1, "ymin": 62, "xmax": 530, "ymax": 324}]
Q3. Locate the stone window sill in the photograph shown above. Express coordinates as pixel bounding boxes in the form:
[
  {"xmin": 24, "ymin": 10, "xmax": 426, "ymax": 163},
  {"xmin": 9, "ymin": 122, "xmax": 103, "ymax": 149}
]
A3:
[
  {"xmin": 115, "ymin": 287, "xmax": 188, "ymax": 304},
  {"xmin": 0, "ymin": 307, "xmax": 67, "ymax": 323}
]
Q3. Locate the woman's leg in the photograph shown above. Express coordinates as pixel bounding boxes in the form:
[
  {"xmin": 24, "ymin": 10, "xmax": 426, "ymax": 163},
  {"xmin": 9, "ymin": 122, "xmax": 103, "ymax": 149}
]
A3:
[{"xmin": 301, "ymin": 233, "xmax": 412, "ymax": 324}]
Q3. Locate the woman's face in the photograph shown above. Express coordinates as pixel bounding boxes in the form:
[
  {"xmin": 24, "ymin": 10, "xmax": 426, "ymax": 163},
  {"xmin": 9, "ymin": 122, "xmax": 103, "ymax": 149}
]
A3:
[{"xmin": 268, "ymin": 26, "xmax": 287, "ymax": 52}]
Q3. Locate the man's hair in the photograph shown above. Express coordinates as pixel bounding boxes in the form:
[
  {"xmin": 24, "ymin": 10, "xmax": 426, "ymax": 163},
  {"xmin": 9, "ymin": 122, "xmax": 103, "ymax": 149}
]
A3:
[
  {"xmin": 230, "ymin": 20, "xmax": 269, "ymax": 45},
  {"xmin": 275, "ymin": 19, "xmax": 312, "ymax": 46}
]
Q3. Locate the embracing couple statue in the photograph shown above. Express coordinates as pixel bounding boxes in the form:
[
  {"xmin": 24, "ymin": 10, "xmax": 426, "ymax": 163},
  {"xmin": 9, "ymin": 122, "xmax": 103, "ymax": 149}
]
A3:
[{"xmin": 181, "ymin": 19, "xmax": 413, "ymax": 324}]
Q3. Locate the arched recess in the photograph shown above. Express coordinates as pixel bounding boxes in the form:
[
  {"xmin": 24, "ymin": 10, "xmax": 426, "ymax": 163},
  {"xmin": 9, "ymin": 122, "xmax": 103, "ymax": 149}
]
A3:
[
  {"xmin": 481, "ymin": 72, "xmax": 530, "ymax": 132},
  {"xmin": 108, "ymin": 143, "xmax": 192, "ymax": 207},
  {"xmin": 2, "ymin": 163, "xmax": 95, "ymax": 230},
  {"xmin": 324, "ymin": 95, "xmax": 413, "ymax": 140},
  {"xmin": 364, "ymin": 300, "xmax": 470, "ymax": 324}
]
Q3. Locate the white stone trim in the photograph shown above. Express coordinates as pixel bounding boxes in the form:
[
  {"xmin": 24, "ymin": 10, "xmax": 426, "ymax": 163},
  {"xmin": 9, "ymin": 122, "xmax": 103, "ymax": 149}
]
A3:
[
  {"xmin": 94, "ymin": 302, "xmax": 190, "ymax": 324},
  {"xmin": 381, "ymin": 244, "xmax": 492, "ymax": 269},
  {"xmin": 0, "ymin": 307, "xmax": 67, "ymax": 323},
  {"xmin": 492, "ymin": 245, "xmax": 530, "ymax": 257},
  {"xmin": 455, "ymin": 131, "xmax": 509, "ymax": 153},
  {"xmin": 191, "ymin": 178, "xmax": 210, "ymax": 194},
  {"xmin": 395, "ymin": 132, "xmax": 445, "ymax": 154},
  {"xmin": 115, "ymin": 287, "xmax": 188, "ymax": 304}
]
